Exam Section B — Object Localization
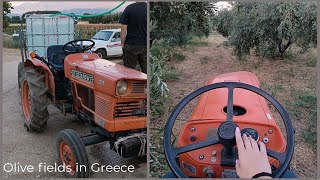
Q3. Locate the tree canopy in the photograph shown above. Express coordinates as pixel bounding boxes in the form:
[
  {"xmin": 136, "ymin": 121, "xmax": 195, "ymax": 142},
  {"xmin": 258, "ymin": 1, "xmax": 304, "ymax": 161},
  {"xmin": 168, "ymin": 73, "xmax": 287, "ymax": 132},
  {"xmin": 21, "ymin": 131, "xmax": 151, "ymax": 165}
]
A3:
[
  {"xmin": 215, "ymin": 1, "xmax": 317, "ymax": 59},
  {"xmin": 3, "ymin": 2, "xmax": 13, "ymax": 29},
  {"xmin": 150, "ymin": 2, "xmax": 217, "ymax": 118},
  {"xmin": 151, "ymin": 2, "xmax": 215, "ymax": 46},
  {"xmin": 10, "ymin": 16, "xmax": 21, "ymax": 23}
]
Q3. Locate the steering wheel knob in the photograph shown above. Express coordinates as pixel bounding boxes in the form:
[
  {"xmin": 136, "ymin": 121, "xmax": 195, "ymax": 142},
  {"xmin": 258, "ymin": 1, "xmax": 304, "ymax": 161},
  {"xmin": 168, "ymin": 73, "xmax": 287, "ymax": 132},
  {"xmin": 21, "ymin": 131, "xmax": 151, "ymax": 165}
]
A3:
[{"xmin": 218, "ymin": 121, "xmax": 237, "ymax": 147}]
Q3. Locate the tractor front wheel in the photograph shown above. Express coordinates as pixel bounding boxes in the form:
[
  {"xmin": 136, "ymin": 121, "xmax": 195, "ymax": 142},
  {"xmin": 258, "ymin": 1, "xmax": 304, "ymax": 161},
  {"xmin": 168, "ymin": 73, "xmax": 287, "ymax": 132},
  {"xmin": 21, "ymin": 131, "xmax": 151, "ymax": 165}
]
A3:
[
  {"xmin": 21, "ymin": 67, "xmax": 49, "ymax": 132},
  {"xmin": 56, "ymin": 129, "xmax": 89, "ymax": 178}
]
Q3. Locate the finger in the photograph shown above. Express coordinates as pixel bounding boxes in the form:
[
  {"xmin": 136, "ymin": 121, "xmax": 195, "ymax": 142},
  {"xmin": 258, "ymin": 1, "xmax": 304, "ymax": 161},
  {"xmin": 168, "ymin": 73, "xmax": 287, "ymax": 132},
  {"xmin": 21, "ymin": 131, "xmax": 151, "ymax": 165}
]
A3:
[
  {"xmin": 235, "ymin": 159, "xmax": 240, "ymax": 173},
  {"xmin": 242, "ymin": 133, "xmax": 252, "ymax": 150},
  {"xmin": 249, "ymin": 136, "xmax": 258, "ymax": 150},
  {"xmin": 235, "ymin": 127, "xmax": 244, "ymax": 150},
  {"xmin": 259, "ymin": 141, "xmax": 267, "ymax": 154}
]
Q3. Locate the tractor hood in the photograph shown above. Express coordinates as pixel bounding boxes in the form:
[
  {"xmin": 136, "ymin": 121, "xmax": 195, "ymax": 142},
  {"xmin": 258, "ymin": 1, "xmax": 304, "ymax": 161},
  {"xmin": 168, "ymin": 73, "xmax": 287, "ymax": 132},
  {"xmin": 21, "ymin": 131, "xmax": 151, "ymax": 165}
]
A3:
[
  {"xmin": 64, "ymin": 53, "xmax": 146, "ymax": 97},
  {"xmin": 189, "ymin": 71, "xmax": 273, "ymax": 124}
]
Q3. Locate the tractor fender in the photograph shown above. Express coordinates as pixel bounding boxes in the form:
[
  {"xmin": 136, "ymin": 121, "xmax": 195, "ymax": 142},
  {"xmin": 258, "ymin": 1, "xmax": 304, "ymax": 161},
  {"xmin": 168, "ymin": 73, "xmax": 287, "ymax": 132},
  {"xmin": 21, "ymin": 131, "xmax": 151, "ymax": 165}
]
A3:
[{"xmin": 24, "ymin": 58, "xmax": 55, "ymax": 99}]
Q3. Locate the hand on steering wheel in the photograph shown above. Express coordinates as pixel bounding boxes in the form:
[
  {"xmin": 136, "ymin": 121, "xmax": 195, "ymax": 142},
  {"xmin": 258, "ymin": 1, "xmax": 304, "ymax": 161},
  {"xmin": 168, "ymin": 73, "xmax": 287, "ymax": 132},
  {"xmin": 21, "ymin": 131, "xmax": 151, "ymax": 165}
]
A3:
[
  {"xmin": 163, "ymin": 82, "xmax": 294, "ymax": 178},
  {"xmin": 235, "ymin": 127, "xmax": 272, "ymax": 178},
  {"xmin": 63, "ymin": 39, "xmax": 95, "ymax": 53}
]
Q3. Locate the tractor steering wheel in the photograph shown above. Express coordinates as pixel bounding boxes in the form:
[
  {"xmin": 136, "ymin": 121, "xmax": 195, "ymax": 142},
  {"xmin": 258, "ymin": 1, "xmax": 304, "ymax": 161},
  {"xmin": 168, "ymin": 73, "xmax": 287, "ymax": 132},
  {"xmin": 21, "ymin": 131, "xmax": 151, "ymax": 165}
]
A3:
[
  {"xmin": 63, "ymin": 39, "xmax": 95, "ymax": 53},
  {"xmin": 163, "ymin": 82, "xmax": 294, "ymax": 178}
]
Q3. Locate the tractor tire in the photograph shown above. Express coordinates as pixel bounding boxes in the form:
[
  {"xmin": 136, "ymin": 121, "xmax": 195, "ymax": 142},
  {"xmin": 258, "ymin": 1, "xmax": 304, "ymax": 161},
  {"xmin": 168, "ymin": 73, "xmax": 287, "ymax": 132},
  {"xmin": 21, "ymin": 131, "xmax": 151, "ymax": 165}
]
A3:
[
  {"xmin": 56, "ymin": 129, "xmax": 89, "ymax": 178},
  {"xmin": 95, "ymin": 49, "xmax": 107, "ymax": 59},
  {"xmin": 21, "ymin": 67, "xmax": 49, "ymax": 132},
  {"xmin": 18, "ymin": 62, "xmax": 24, "ymax": 89}
]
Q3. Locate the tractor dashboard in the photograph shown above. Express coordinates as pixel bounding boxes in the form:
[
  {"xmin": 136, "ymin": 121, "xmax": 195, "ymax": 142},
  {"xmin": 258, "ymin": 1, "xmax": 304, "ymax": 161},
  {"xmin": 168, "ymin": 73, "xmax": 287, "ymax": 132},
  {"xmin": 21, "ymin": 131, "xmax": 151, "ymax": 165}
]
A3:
[{"xmin": 177, "ymin": 115, "xmax": 286, "ymax": 177}]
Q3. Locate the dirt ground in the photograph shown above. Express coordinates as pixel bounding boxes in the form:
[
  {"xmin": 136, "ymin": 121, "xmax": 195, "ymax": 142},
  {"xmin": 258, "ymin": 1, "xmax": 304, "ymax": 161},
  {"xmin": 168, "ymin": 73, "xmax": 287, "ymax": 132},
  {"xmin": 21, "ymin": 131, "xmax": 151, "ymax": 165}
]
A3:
[
  {"xmin": 2, "ymin": 48, "xmax": 146, "ymax": 178},
  {"xmin": 150, "ymin": 32, "xmax": 317, "ymax": 177}
]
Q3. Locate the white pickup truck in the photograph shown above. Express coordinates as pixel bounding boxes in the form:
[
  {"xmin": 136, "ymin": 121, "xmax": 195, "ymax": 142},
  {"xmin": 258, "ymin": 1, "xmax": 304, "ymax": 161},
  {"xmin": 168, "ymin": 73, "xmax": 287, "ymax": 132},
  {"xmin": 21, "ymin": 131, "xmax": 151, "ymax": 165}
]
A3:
[{"xmin": 90, "ymin": 29, "xmax": 123, "ymax": 59}]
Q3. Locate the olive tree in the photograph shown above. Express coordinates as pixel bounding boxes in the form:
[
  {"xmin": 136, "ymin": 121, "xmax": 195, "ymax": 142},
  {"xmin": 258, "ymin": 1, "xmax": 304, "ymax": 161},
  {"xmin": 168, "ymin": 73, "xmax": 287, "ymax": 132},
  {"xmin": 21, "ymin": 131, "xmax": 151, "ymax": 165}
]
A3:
[
  {"xmin": 216, "ymin": 1, "xmax": 317, "ymax": 59},
  {"xmin": 3, "ymin": 2, "xmax": 13, "ymax": 30},
  {"xmin": 151, "ymin": 2, "xmax": 215, "ymax": 46},
  {"xmin": 150, "ymin": 2, "xmax": 216, "ymax": 118}
]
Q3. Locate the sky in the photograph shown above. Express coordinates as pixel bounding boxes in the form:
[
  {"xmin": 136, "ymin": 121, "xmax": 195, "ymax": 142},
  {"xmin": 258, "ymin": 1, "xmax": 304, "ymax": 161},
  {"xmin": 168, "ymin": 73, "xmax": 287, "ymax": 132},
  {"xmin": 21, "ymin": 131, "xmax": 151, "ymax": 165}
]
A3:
[
  {"xmin": 11, "ymin": 1, "xmax": 36, "ymax": 6},
  {"xmin": 10, "ymin": 1, "xmax": 132, "ymax": 14}
]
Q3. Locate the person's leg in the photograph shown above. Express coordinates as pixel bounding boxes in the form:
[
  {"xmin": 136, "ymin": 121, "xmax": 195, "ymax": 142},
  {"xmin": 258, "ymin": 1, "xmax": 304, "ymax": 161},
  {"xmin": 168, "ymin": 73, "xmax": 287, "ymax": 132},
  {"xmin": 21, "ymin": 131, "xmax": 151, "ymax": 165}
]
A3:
[
  {"xmin": 280, "ymin": 169, "xmax": 298, "ymax": 178},
  {"xmin": 122, "ymin": 44, "xmax": 138, "ymax": 70},
  {"xmin": 137, "ymin": 46, "xmax": 147, "ymax": 74}
]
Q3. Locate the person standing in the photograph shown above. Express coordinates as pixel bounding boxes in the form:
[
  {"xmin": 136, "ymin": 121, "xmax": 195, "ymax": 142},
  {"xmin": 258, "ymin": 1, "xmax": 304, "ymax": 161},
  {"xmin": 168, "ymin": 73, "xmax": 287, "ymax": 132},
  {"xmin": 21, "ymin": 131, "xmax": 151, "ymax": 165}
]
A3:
[{"xmin": 120, "ymin": 2, "xmax": 147, "ymax": 74}]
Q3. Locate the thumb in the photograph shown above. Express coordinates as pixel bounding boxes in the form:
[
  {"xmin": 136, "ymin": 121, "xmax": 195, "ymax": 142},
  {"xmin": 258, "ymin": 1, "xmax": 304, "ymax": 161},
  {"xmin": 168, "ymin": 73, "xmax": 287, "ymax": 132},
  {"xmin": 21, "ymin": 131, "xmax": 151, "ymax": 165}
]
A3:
[{"xmin": 235, "ymin": 159, "xmax": 240, "ymax": 173}]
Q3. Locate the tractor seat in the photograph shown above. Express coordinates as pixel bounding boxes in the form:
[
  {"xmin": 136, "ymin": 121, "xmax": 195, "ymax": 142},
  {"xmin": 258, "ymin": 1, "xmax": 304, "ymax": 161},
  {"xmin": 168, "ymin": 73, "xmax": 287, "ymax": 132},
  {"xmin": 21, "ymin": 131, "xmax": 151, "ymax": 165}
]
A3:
[{"xmin": 47, "ymin": 45, "xmax": 71, "ymax": 72}]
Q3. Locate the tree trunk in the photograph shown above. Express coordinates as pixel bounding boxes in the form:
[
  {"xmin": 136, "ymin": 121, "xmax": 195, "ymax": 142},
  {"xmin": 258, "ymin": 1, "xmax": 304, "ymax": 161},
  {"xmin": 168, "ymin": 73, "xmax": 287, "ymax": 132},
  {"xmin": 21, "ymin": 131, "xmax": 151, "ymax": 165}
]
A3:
[{"xmin": 277, "ymin": 38, "xmax": 293, "ymax": 58}]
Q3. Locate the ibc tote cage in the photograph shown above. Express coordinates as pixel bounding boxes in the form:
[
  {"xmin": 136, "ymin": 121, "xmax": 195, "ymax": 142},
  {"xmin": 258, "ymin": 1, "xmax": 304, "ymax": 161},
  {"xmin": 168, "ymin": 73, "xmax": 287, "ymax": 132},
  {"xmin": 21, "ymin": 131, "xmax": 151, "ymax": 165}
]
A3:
[{"xmin": 20, "ymin": 14, "xmax": 76, "ymax": 62}]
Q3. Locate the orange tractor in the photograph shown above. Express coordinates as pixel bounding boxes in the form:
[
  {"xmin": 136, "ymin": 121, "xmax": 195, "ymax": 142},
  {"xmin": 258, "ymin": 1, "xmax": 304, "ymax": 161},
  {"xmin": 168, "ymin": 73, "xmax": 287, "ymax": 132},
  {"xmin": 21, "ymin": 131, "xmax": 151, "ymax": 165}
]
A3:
[
  {"xmin": 163, "ymin": 71, "xmax": 296, "ymax": 178},
  {"xmin": 18, "ymin": 37, "xmax": 147, "ymax": 177}
]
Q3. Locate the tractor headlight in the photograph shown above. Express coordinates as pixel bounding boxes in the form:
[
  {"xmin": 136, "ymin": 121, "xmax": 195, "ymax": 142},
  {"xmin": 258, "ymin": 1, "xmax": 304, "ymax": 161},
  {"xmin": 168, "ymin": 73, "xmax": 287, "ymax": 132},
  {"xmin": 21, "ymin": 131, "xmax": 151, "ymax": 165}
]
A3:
[{"xmin": 116, "ymin": 80, "xmax": 128, "ymax": 95}]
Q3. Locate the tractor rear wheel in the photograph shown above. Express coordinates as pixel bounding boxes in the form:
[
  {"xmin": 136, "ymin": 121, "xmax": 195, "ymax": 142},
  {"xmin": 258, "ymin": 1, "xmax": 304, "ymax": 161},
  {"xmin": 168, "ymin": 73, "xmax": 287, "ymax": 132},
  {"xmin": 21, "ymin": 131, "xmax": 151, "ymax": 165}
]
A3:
[
  {"xmin": 21, "ymin": 67, "xmax": 49, "ymax": 132},
  {"xmin": 56, "ymin": 129, "xmax": 89, "ymax": 178},
  {"xmin": 18, "ymin": 62, "xmax": 24, "ymax": 89}
]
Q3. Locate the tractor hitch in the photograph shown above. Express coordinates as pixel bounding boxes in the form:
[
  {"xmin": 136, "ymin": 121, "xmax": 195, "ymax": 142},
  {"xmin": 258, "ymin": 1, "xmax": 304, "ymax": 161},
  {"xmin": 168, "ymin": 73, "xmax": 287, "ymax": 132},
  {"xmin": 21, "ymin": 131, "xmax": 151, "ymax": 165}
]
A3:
[{"xmin": 111, "ymin": 132, "xmax": 147, "ymax": 158}]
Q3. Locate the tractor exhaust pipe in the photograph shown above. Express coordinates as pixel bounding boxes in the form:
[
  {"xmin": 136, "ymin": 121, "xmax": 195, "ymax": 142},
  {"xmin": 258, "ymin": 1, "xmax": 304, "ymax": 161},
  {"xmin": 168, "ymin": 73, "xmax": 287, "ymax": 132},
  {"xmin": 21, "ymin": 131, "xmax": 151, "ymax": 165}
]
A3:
[{"xmin": 81, "ymin": 134, "xmax": 109, "ymax": 146}]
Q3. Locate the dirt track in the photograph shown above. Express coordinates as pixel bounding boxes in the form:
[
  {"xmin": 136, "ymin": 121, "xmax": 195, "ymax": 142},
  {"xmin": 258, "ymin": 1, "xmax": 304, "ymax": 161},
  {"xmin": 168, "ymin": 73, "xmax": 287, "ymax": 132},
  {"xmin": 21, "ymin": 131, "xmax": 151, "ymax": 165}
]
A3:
[{"xmin": 2, "ymin": 48, "xmax": 146, "ymax": 178}]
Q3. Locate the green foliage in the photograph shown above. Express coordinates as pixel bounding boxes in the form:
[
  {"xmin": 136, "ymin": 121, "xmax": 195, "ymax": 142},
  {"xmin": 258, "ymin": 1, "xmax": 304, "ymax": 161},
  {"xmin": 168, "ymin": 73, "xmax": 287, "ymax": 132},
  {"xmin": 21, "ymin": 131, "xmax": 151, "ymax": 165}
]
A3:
[
  {"xmin": 215, "ymin": 1, "xmax": 317, "ymax": 59},
  {"xmin": 3, "ymin": 35, "xmax": 20, "ymax": 48},
  {"xmin": 10, "ymin": 16, "xmax": 21, "ymax": 23},
  {"xmin": 3, "ymin": 25, "xmax": 24, "ymax": 35},
  {"xmin": 305, "ymin": 54, "xmax": 317, "ymax": 67},
  {"xmin": 188, "ymin": 37, "xmax": 209, "ymax": 47},
  {"xmin": 3, "ymin": 2, "xmax": 13, "ymax": 30},
  {"xmin": 200, "ymin": 56, "xmax": 209, "ymax": 64},
  {"xmin": 216, "ymin": 9, "xmax": 233, "ymax": 37},
  {"xmin": 288, "ymin": 91, "xmax": 317, "ymax": 149},
  {"xmin": 151, "ymin": 2, "xmax": 214, "ymax": 46},
  {"xmin": 260, "ymin": 82, "xmax": 283, "ymax": 97},
  {"xmin": 170, "ymin": 52, "xmax": 186, "ymax": 61},
  {"xmin": 150, "ymin": 41, "xmax": 171, "ymax": 118},
  {"xmin": 150, "ymin": 2, "xmax": 216, "ymax": 119},
  {"xmin": 163, "ymin": 66, "xmax": 180, "ymax": 81}
]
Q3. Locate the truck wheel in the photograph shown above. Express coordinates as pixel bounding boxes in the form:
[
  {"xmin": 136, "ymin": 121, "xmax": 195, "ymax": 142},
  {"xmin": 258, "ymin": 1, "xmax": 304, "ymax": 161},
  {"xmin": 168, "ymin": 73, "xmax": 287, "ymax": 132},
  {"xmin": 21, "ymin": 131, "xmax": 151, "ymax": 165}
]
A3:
[
  {"xmin": 95, "ymin": 49, "xmax": 107, "ymax": 59},
  {"xmin": 18, "ymin": 62, "xmax": 24, "ymax": 89},
  {"xmin": 21, "ymin": 67, "xmax": 49, "ymax": 132},
  {"xmin": 56, "ymin": 129, "xmax": 89, "ymax": 178}
]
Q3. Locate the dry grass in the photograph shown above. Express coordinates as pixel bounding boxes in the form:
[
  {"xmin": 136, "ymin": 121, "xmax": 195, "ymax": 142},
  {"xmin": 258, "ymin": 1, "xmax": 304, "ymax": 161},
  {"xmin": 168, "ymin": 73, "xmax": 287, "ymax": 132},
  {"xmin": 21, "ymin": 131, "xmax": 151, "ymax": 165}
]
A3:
[{"xmin": 150, "ymin": 32, "xmax": 317, "ymax": 177}]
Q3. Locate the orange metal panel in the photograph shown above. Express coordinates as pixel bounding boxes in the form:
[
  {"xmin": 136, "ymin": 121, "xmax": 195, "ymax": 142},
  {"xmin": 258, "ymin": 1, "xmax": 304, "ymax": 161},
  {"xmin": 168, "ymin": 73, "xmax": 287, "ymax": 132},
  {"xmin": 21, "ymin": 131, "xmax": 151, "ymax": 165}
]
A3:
[{"xmin": 64, "ymin": 53, "xmax": 147, "ymax": 132}]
